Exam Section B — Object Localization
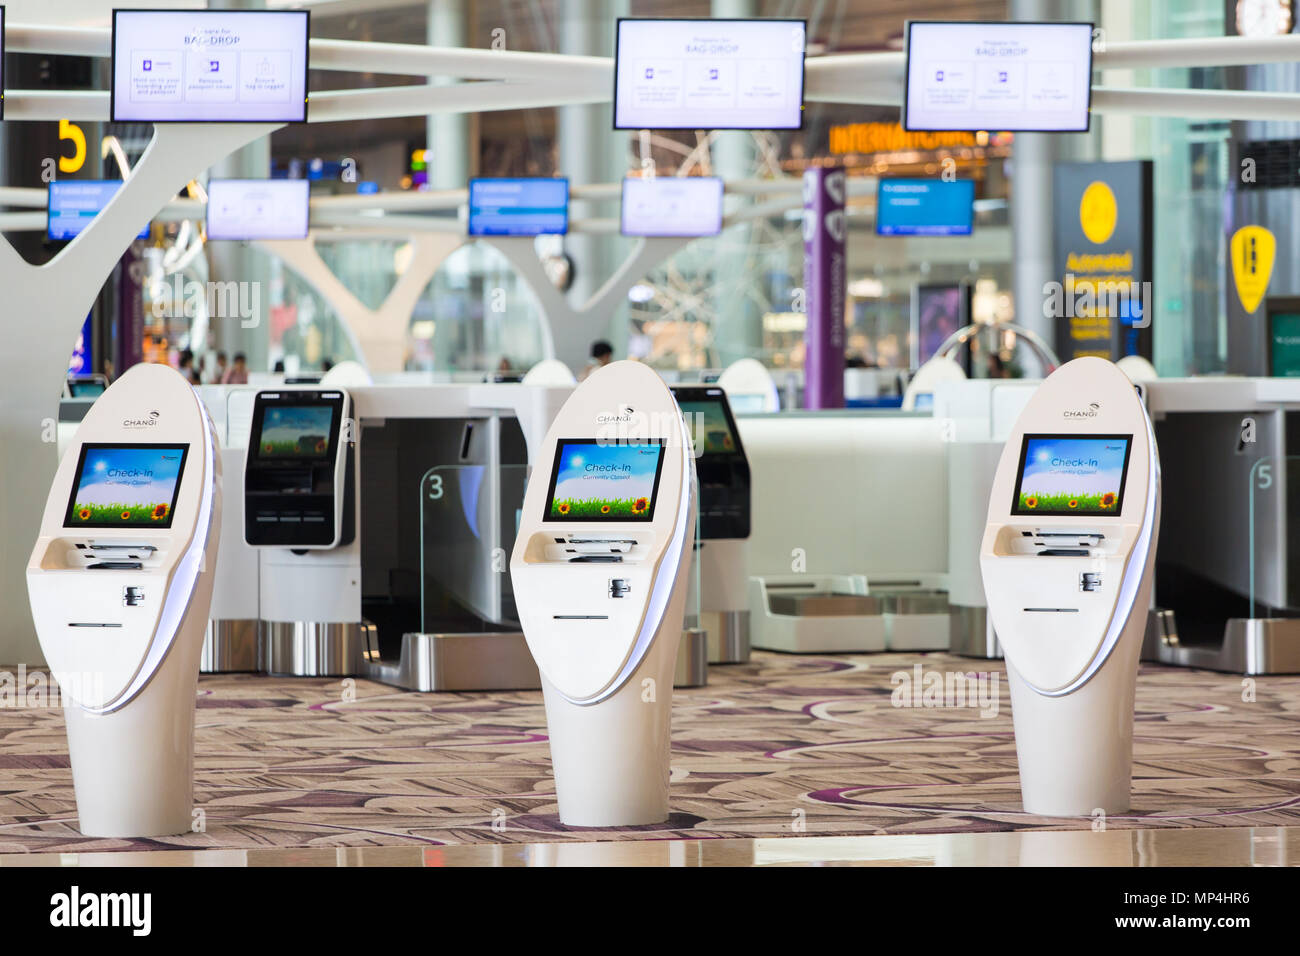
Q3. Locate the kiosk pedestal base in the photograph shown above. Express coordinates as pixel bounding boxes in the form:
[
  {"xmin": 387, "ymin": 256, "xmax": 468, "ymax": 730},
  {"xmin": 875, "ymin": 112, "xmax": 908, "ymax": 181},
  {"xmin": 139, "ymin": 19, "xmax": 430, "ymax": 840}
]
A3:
[
  {"xmin": 260, "ymin": 621, "xmax": 368, "ymax": 677},
  {"xmin": 949, "ymin": 604, "xmax": 1002, "ymax": 659},
  {"xmin": 1007, "ymin": 622, "xmax": 1145, "ymax": 817},
  {"xmin": 362, "ymin": 630, "xmax": 540, "ymax": 692},
  {"xmin": 65, "ymin": 649, "xmax": 200, "ymax": 838},
  {"xmin": 1142, "ymin": 614, "xmax": 1300, "ymax": 674},
  {"xmin": 358, "ymin": 629, "xmax": 709, "ymax": 691},
  {"xmin": 702, "ymin": 610, "xmax": 750, "ymax": 664},
  {"xmin": 542, "ymin": 637, "xmax": 679, "ymax": 828},
  {"xmin": 201, "ymin": 619, "xmax": 259, "ymax": 673},
  {"xmin": 675, "ymin": 627, "xmax": 709, "ymax": 686}
]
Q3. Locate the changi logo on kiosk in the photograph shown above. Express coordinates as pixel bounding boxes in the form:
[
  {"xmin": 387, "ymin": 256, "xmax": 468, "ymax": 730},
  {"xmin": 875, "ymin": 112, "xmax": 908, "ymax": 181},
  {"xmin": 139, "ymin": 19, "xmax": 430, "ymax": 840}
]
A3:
[
  {"xmin": 122, "ymin": 410, "xmax": 161, "ymax": 429},
  {"xmin": 1064, "ymin": 402, "xmax": 1100, "ymax": 419},
  {"xmin": 596, "ymin": 406, "xmax": 637, "ymax": 424}
]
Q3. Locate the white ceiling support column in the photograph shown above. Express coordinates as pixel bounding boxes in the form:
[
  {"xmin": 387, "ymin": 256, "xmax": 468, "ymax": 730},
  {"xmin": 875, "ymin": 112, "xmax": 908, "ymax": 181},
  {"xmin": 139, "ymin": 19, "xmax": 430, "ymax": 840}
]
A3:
[
  {"xmin": 258, "ymin": 233, "xmax": 462, "ymax": 374},
  {"xmin": 484, "ymin": 237, "xmax": 689, "ymax": 371},
  {"xmin": 0, "ymin": 122, "xmax": 276, "ymax": 666}
]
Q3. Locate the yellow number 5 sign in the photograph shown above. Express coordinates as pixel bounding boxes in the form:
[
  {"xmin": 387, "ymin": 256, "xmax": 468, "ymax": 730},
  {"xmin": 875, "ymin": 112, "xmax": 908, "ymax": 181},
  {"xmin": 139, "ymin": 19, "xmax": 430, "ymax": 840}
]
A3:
[{"xmin": 58, "ymin": 119, "xmax": 86, "ymax": 173}]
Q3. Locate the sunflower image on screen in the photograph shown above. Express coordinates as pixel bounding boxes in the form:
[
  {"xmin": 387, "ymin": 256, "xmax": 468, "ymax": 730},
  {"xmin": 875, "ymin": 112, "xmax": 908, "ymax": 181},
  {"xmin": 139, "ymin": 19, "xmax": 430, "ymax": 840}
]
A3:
[
  {"xmin": 1012, "ymin": 435, "xmax": 1132, "ymax": 516},
  {"xmin": 65, "ymin": 444, "xmax": 187, "ymax": 528},
  {"xmin": 546, "ymin": 439, "xmax": 665, "ymax": 521},
  {"xmin": 257, "ymin": 405, "xmax": 335, "ymax": 458}
]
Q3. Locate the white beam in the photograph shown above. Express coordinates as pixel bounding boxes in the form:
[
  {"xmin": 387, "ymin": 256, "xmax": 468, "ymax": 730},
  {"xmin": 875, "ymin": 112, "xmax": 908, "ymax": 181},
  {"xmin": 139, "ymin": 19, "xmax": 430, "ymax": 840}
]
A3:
[
  {"xmin": 1095, "ymin": 34, "xmax": 1300, "ymax": 69},
  {"xmin": 308, "ymin": 39, "xmax": 611, "ymax": 82},
  {"xmin": 9, "ymin": 22, "xmax": 1300, "ymax": 79},
  {"xmin": 305, "ymin": 83, "xmax": 607, "ymax": 122},
  {"xmin": 1091, "ymin": 86, "xmax": 1300, "ymax": 121}
]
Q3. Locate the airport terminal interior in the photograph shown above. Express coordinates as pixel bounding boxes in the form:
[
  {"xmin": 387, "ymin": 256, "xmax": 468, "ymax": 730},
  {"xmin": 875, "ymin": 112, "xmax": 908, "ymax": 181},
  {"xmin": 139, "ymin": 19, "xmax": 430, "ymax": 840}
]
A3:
[{"xmin": 2, "ymin": 0, "xmax": 1300, "ymax": 876}]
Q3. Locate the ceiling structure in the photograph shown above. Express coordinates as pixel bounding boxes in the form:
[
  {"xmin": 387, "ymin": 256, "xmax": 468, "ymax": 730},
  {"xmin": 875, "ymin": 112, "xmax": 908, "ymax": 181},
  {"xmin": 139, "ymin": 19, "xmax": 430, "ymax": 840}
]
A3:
[{"xmin": 278, "ymin": 0, "xmax": 1010, "ymax": 180}]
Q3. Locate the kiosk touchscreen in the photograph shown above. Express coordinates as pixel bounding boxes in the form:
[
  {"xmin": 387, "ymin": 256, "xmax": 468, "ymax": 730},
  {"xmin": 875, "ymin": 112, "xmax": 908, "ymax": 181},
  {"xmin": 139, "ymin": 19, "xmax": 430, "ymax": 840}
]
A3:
[
  {"xmin": 27, "ymin": 363, "xmax": 222, "ymax": 837},
  {"xmin": 245, "ymin": 389, "xmax": 352, "ymax": 549},
  {"xmin": 980, "ymin": 357, "xmax": 1160, "ymax": 816},
  {"xmin": 511, "ymin": 361, "xmax": 696, "ymax": 826},
  {"xmin": 673, "ymin": 385, "xmax": 752, "ymax": 663}
]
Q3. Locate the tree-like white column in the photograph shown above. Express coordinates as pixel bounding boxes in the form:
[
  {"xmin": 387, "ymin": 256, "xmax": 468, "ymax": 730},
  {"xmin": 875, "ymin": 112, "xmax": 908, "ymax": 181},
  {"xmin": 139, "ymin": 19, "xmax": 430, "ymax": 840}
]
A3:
[
  {"xmin": 0, "ymin": 123, "xmax": 277, "ymax": 665},
  {"xmin": 485, "ymin": 236, "xmax": 689, "ymax": 370},
  {"xmin": 258, "ymin": 233, "xmax": 462, "ymax": 374}
]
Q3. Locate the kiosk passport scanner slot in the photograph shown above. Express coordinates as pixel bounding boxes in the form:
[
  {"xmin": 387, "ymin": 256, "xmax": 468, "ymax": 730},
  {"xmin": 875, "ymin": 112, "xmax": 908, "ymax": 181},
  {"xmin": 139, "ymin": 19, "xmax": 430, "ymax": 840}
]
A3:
[
  {"xmin": 27, "ymin": 363, "xmax": 222, "ymax": 837},
  {"xmin": 672, "ymin": 385, "xmax": 752, "ymax": 663},
  {"xmin": 245, "ymin": 389, "xmax": 353, "ymax": 549},
  {"xmin": 980, "ymin": 357, "xmax": 1160, "ymax": 816},
  {"xmin": 511, "ymin": 361, "xmax": 696, "ymax": 826}
]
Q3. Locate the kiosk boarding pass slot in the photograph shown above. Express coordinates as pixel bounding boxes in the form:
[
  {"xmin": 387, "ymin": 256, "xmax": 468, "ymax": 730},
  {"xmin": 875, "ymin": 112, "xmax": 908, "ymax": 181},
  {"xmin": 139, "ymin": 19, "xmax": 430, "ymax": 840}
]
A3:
[
  {"xmin": 245, "ymin": 389, "xmax": 352, "ymax": 549},
  {"xmin": 544, "ymin": 535, "xmax": 655, "ymax": 564},
  {"xmin": 69, "ymin": 541, "xmax": 167, "ymax": 571},
  {"xmin": 524, "ymin": 438, "xmax": 665, "ymax": 568},
  {"xmin": 1004, "ymin": 529, "xmax": 1120, "ymax": 558}
]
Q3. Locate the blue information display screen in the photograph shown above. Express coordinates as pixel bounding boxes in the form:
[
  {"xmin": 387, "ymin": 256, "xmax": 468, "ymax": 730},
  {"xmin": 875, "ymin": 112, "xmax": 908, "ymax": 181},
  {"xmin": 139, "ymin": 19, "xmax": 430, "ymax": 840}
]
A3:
[
  {"xmin": 64, "ymin": 444, "xmax": 189, "ymax": 528},
  {"xmin": 48, "ymin": 181, "xmax": 150, "ymax": 241},
  {"xmin": 877, "ymin": 179, "xmax": 974, "ymax": 237},
  {"xmin": 468, "ymin": 178, "xmax": 569, "ymax": 236},
  {"xmin": 1012, "ymin": 434, "xmax": 1132, "ymax": 516},
  {"xmin": 544, "ymin": 439, "xmax": 665, "ymax": 521}
]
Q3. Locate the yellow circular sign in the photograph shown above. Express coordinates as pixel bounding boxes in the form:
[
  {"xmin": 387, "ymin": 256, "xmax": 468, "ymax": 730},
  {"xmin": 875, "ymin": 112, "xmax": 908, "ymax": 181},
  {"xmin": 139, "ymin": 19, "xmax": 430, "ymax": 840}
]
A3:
[{"xmin": 1079, "ymin": 180, "xmax": 1117, "ymax": 244}]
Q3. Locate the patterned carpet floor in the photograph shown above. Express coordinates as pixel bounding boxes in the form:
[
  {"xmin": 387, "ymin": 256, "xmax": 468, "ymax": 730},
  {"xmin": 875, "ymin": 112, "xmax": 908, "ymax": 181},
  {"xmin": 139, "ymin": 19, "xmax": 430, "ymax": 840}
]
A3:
[{"xmin": 1, "ymin": 651, "xmax": 1298, "ymax": 853}]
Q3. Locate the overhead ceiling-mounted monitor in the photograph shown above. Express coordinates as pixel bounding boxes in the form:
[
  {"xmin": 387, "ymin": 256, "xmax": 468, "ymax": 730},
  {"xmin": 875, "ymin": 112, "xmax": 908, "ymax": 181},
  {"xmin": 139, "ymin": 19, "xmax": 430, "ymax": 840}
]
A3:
[
  {"xmin": 207, "ymin": 179, "xmax": 311, "ymax": 241},
  {"xmin": 48, "ymin": 181, "xmax": 151, "ymax": 241},
  {"xmin": 621, "ymin": 176, "xmax": 724, "ymax": 237},
  {"xmin": 877, "ymin": 178, "xmax": 975, "ymax": 237},
  {"xmin": 613, "ymin": 18, "xmax": 806, "ymax": 130},
  {"xmin": 111, "ymin": 9, "xmax": 310, "ymax": 123},
  {"xmin": 468, "ymin": 178, "xmax": 569, "ymax": 236},
  {"xmin": 903, "ymin": 20, "xmax": 1093, "ymax": 133}
]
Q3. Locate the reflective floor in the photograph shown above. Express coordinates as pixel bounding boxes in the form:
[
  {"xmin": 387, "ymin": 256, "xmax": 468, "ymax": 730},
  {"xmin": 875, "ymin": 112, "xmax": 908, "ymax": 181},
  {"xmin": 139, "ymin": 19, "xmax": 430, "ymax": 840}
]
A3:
[
  {"xmin": 4, "ymin": 654, "xmax": 1299, "ymax": 859},
  {"xmin": 0, "ymin": 826, "xmax": 1297, "ymax": 866}
]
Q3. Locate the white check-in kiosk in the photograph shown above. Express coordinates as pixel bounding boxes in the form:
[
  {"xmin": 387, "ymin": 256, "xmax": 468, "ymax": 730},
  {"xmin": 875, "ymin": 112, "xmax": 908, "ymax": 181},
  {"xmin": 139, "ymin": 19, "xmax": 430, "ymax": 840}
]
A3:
[
  {"xmin": 27, "ymin": 363, "xmax": 221, "ymax": 836},
  {"xmin": 981, "ymin": 357, "xmax": 1160, "ymax": 815},
  {"xmin": 511, "ymin": 361, "xmax": 696, "ymax": 826}
]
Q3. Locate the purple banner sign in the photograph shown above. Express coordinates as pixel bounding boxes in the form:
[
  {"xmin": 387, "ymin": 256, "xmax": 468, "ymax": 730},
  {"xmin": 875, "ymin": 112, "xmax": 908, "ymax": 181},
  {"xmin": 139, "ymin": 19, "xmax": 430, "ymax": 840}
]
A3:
[{"xmin": 802, "ymin": 165, "xmax": 847, "ymax": 409}]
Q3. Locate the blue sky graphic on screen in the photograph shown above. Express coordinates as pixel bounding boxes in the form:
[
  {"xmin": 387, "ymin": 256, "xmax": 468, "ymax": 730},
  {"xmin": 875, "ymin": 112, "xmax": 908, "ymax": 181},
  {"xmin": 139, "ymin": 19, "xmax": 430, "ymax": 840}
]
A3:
[
  {"xmin": 468, "ymin": 179, "xmax": 568, "ymax": 236},
  {"xmin": 68, "ymin": 446, "xmax": 185, "ymax": 526},
  {"xmin": 548, "ymin": 442, "xmax": 662, "ymax": 519},
  {"xmin": 258, "ymin": 406, "xmax": 335, "ymax": 458},
  {"xmin": 876, "ymin": 179, "xmax": 974, "ymax": 236},
  {"xmin": 1016, "ymin": 436, "xmax": 1130, "ymax": 514}
]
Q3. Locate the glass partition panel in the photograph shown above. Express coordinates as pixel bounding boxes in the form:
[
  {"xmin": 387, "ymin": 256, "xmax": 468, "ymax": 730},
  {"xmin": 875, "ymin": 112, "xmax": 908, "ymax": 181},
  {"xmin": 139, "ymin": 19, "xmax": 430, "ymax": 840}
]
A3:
[
  {"xmin": 1248, "ymin": 455, "xmax": 1298, "ymax": 619},
  {"xmin": 685, "ymin": 470, "xmax": 703, "ymax": 632},
  {"xmin": 419, "ymin": 464, "xmax": 528, "ymax": 633}
]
